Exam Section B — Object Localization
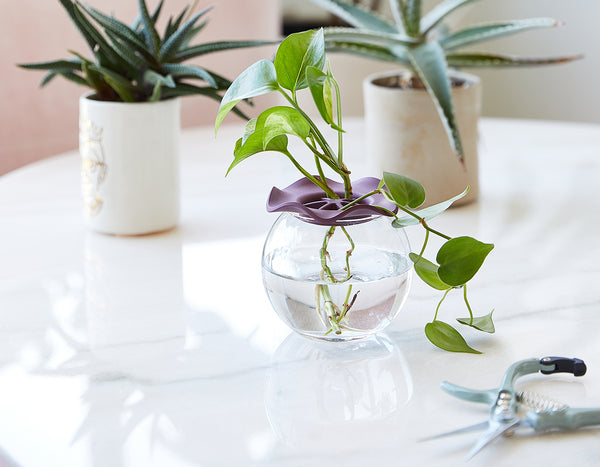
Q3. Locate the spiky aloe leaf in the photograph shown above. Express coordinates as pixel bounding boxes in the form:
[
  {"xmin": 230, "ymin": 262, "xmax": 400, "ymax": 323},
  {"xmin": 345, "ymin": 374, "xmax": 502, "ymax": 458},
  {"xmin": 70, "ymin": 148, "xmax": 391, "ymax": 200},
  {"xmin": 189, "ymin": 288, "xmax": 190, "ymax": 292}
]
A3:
[
  {"xmin": 306, "ymin": 0, "xmax": 398, "ymax": 33},
  {"xmin": 407, "ymin": 41, "xmax": 463, "ymax": 160},
  {"xmin": 88, "ymin": 64, "xmax": 135, "ymax": 102},
  {"xmin": 70, "ymin": 1, "xmax": 120, "ymax": 68},
  {"xmin": 138, "ymin": 0, "xmax": 161, "ymax": 55},
  {"xmin": 387, "ymin": 0, "xmax": 401, "ymax": 30},
  {"xmin": 174, "ymin": 40, "xmax": 275, "ymax": 62},
  {"xmin": 161, "ymin": 63, "xmax": 217, "ymax": 88},
  {"xmin": 160, "ymin": 6, "xmax": 213, "ymax": 61},
  {"xmin": 79, "ymin": 3, "xmax": 147, "ymax": 51},
  {"xmin": 58, "ymin": 0, "xmax": 97, "ymax": 53},
  {"xmin": 404, "ymin": 0, "xmax": 422, "ymax": 37},
  {"xmin": 446, "ymin": 52, "xmax": 582, "ymax": 67},
  {"xmin": 45, "ymin": 71, "xmax": 88, "ymax": 87},
  {"xmin": 325, "ymin": 40, "xmax": 408, "ymax": 63},
  {"xmin": 323, "ymin": 26, "xmax": 417, "ymax": 47},
  {"xmin": 18, "ymin": 59, "xmax": 82, "ymax": 72},
  {"xmin": 420, "ymin": 0, "xmax": 482, "ymax": 35},
  {"xmin": 164, "ymin": 4, "xmax": 189, "ymax": 39},
  {"xmin": 104, "ymin": 30, "xmax": 149, "ymax": 71},
  {"xmin": 161, "ymin": 83, "xmax": 251, "ymax": 120},
  {"xmin": 441, "ymin": 18, "xmax": 559, "ymax": 50}
]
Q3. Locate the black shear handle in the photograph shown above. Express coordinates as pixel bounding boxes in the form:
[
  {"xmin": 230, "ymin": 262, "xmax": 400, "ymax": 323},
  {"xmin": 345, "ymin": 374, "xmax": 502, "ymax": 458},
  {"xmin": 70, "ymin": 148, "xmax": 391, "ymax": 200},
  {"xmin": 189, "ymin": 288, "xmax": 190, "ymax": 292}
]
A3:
[{"xmin": 540, "ymin": 357, "xmax": 587, "ymax": 376}]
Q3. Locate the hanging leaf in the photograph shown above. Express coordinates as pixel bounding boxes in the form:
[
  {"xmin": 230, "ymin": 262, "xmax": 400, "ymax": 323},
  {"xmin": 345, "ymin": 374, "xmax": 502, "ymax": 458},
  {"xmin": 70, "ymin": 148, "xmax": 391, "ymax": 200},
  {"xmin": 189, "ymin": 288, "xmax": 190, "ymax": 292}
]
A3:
[
  {"xmin": 215, "ymin": 59, "xmax": 278, "ymax": 132},
  {"xmin": 228, "ymin": 131, "xmax": 288, "ymax": 175},
  {"xmin": 437, "ymin": 236, "xmax": 494, "ymax": 286},
  {"xmin": 383, "ymin": 172, "xmax": 426, "ymax": 208},
  {"xmin": 409, "ymin": 253, "xmax": 450, "ymax": 291},
  {"xmin": 425, "ymin": 321, "xmax": 481, "ymax": 354},
  {"xmin": 255, "ymin": 106, "xmax": 311, "ymax": 148},
  {"xmin": 457, "ymin": 310, "xmax": 495, "ymax": 333},
  {"xmin": 393, "ymin": 187, "xmax": 469, "ymax": 227}
]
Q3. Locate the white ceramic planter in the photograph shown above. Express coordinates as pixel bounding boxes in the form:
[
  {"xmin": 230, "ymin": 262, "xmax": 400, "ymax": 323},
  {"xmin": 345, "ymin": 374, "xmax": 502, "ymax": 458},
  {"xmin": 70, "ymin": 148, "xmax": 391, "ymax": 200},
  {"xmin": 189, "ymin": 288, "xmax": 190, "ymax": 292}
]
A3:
[
  {"xmin": 79, "ymin": 93, "xmax": 180, "ymax": 235},
  {"xmin": 364, "ymin": 70, "xmax": 481, "ymax": 207}
]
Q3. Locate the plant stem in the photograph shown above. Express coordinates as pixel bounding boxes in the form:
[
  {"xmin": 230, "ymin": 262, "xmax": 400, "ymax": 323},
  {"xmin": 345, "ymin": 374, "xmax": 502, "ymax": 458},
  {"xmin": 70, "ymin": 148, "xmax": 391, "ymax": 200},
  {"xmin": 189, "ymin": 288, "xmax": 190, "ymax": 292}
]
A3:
[
  {"xmin": 463, "ymin": 285, "xmax": 474, "ymax": 325},
  {"xmin": 329, "ymin": 68, "xmax": 351, "ymax": 198},
  {"xmin": 279, "ymin": 87, "xmax": 352, "ymax": 197},
  {"xmin": 320, "ymin": 226, "xmax": 337, "ymax": 282},
  {"xmin": 434, "ymin": 288, "xmax": 452, "ymax": 321},
  {"xmin": 418, "ymin": 228, "xmax": 430, "ymax": 258},
  {"xmin": 395, "ymin": 204, "xmax": 452, "ymax": 240},
  {"xmin": 283, "ymin": 150, "xmax": 336, "ymax": 198},
  {"xmin": 340, "ymin": 189, "xmax": 381, "ymax": 210},
  {"xmin": 340, "ymin": 226, "xmax": 355, "ymax": 281}
]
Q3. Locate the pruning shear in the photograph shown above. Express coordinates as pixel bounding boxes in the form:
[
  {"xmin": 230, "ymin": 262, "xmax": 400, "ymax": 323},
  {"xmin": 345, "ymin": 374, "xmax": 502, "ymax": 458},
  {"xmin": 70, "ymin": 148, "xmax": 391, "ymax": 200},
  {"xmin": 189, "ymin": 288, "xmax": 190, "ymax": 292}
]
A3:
[{"xmin": 424, "ymin": 357, "xmax": 600, "ymax": 460}]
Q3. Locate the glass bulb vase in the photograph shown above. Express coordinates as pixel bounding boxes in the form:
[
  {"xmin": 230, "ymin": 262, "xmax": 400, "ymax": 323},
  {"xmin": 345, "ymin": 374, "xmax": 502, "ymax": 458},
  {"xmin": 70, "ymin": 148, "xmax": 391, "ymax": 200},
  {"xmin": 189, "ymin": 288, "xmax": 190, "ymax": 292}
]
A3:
[{"xmin": 262, "ymin": 212, "xmax": 412, "ymax": 341}]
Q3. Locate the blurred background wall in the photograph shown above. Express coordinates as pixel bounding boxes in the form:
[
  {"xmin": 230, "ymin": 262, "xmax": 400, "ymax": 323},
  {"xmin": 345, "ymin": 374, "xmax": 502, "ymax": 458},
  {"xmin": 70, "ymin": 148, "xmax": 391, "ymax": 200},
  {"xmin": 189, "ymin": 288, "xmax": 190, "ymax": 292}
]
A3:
[{"xmin": 1, "ymin": 0, "xmax": 597, "ymax": 175}]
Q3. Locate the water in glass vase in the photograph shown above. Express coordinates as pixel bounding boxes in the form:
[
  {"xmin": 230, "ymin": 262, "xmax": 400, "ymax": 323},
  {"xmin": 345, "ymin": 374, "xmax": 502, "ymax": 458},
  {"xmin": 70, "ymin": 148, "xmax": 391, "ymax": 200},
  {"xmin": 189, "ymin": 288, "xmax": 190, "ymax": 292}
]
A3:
[{"xmin": 263, "ymin": 249, "xmax": 412, "ymax": 341}]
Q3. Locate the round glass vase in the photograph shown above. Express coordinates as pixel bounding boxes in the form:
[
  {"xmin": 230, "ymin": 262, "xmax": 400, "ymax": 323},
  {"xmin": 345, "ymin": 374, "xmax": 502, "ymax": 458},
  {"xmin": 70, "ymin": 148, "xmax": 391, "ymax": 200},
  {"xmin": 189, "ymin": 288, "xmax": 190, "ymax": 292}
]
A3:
[{"xmin": 262, "ymin": 212, "xmax": 412, "ymax": 341}]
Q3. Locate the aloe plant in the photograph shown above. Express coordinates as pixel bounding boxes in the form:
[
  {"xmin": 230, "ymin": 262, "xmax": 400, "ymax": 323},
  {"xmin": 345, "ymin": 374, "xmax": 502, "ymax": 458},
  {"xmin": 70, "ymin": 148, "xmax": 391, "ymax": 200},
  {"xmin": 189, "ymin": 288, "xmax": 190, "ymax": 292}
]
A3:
[
  {"xmin": 304, "ymin": 0, "xmax": 580, "ymax": 160},
  {"xmin": 19, "ymin": 0, "xmax": 272, "ymax": 110}
]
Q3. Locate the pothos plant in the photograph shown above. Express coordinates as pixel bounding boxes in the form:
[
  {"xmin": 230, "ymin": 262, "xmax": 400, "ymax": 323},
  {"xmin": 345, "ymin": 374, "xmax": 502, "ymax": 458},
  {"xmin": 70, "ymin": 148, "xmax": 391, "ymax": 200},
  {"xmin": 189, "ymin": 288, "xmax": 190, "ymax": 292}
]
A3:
[
  {"xmin": 303, "ymin": 0, "xmax": 580, "ymax": 160},
  {"xmin": 216, "ymin": 29, "xmax": 495, "ymax": 353},
  {"xmin": 19, "ymin": 0, "xmax": 272, "ymax": 110}
]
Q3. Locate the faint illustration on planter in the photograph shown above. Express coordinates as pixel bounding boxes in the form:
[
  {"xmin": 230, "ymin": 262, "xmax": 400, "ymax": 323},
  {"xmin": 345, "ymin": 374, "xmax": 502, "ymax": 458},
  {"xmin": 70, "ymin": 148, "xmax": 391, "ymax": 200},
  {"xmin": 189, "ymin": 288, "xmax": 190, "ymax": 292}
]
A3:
[{"xmin": 79, "ymin": 117, "xmax": 107, "ymax": 218}]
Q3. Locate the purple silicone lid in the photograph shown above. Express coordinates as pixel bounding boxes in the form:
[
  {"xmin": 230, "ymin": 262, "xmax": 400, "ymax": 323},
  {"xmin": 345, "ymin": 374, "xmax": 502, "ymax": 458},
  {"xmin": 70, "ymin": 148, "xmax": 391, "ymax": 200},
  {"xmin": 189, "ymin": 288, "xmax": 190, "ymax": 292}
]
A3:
[{"xmin": 266, "ymin": 177, "xmax": 397, "ymax": 226}]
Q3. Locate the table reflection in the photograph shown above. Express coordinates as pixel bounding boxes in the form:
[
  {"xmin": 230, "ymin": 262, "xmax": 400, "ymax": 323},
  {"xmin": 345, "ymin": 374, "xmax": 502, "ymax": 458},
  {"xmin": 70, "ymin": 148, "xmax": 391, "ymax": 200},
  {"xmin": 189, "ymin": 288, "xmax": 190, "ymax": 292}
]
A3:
[
  {"xmin": 84, "ymin": 230, "xmax": 185, "ymax": 353},
  {"xmin": 265, "ymin": 333, "xmax": 413, "ymax": 452}
]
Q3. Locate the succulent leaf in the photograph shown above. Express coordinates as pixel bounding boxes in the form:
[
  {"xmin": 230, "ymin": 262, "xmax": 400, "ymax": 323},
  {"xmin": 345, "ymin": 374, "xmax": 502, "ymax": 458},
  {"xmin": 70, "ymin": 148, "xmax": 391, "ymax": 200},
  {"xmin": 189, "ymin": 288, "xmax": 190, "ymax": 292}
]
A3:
[
  {"xmin": 88, "ymin": 64, "xmax": 135, "ymax": 102},
  {"xmin": 174, "ymin": 40, "xmax": 275, "ymax": 62},
  {"xmin": 21, "ymin": 1, "xmax": 272, "ymax": 103},
  {"xmin": 441, "ymin": 18, "xmax": 559, "ymax": 50},
  {"xmin": 420, "ymin": 0, "xmax": 482, "ymax": 35},
  {"xmin": 159, "ymin": 6, "xmax": 213, "ymax": 61},
  {"xmin": 138, "ymin": 0, "xmax": 161, "ymax": 55},
  {"xmin": 162, "ymin": 64, "xmax": 217, "ymax": 88},
  {"xmin": 407, "ymin": 42, "xmax": 464, "ymax": 159},
  {"xmin": 326, "ymin": 40, "xmax": 408, "ymax": 63},
  {"xmin": 307, "ymin": 0, "xmax": 397, "ymax": 33},
  {"xmin": 324, "ymin": 26, "xmax": 418, "ymax": 47},
  {"xmin": 446, "ymin": 52, "xmax": 582, "ymax": 67},
  {"xmin": 404, "ymin": 0, "xmax": 422, "ymax": 37}
]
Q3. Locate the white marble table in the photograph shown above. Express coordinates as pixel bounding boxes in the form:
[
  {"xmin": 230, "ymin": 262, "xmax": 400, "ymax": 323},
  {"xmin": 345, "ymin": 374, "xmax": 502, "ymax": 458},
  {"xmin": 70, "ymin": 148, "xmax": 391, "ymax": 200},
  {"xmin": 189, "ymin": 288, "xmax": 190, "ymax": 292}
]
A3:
[{"xmin": 1, "ymin": 118, "xmax": 599, "ymax": 467}]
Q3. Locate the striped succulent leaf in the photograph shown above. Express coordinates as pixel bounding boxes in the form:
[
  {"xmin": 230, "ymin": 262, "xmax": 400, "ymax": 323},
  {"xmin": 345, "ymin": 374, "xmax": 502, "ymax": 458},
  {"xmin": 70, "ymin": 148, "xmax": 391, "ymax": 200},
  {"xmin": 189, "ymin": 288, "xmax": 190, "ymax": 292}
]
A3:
[{"xmin": 306, "ymin": 0, "xmax": 580, "ymax": 160}]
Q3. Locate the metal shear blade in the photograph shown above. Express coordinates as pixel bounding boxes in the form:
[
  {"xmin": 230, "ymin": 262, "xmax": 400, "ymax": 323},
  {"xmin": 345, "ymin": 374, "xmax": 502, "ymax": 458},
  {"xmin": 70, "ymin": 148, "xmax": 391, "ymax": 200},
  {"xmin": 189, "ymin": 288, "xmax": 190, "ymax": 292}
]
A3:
[{"xmin": 423, "ymin": 357, "xmax": 600, "ymax": 461}]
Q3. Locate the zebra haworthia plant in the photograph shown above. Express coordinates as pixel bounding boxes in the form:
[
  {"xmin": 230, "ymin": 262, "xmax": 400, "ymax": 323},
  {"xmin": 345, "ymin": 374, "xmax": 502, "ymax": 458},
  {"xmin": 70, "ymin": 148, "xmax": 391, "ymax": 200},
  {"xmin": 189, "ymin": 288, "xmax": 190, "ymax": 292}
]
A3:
[
  {"xmin": 304, "ymin": 0, "xmax": 580, "ymax": 160},
  {"xmin": 20, "ymin": 0, "xmax": 272, "ymax": 108},
  {"xmin": 216, "ymin": 29, "xmax": 495, "ymax": 353}
]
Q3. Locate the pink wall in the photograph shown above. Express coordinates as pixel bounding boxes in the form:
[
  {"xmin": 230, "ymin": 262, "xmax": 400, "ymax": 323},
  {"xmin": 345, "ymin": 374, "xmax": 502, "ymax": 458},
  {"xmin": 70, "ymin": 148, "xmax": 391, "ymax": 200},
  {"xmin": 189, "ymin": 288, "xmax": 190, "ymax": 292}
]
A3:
[{"xmin": 1, "ymin": 0, "xmax": 281, "ymax": 175}]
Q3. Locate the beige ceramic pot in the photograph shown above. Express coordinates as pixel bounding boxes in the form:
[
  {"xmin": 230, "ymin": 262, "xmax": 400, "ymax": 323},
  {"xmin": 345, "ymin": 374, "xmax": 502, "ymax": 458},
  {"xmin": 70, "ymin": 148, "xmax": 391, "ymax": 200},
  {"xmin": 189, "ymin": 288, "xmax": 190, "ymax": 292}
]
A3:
[{"xmin": 364, "ymin": 70, "xmax": 482, "ymax": 207}]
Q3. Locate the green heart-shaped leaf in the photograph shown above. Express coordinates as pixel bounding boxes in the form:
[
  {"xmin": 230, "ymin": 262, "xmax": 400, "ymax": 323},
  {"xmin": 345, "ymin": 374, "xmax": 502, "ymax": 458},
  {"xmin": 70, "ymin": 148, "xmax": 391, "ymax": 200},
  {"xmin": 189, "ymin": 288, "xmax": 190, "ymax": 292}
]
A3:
[
  {"xmin": 227, "ymin": 132, "xmax": 288, "ymax": 175},
  {"xmin": 437, "ymin": 236, "xmax": 494, "ymax": 286},
  {"xmin": 274, "ymin": 29, "xmax": 325, "ymax": 92},
  {"xmin": 215, "ymin": 59, "xmax": 278, "ymax": 132},
  {"xmin": 425, "ymin": 321, "xmax": 481, "ymax": 354},
  {"xmin": 457, "ymin": 310, "xmax": 495, "ymax": 333},
  {"xmin": 382, "ymin": 172, "xmax": 425, "ymax": 208},
  {"xmin": 409, "ymin": 253, "xmax": 450, "ymax": 291},
  {"xmin": 255, "ymin": 106, "xmax": 311, "ymax": 147}
]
